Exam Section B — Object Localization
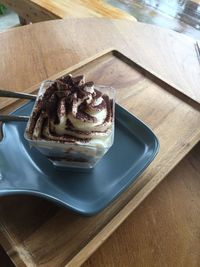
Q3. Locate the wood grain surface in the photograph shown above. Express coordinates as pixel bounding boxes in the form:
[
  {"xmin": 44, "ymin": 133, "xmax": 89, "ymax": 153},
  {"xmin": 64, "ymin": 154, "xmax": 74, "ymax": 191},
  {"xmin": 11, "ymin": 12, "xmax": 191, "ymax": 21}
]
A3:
[
  {"xmin": 1, "ymin": 0, "xmax": 136, "ymax": 22},
  {"xmin": 1, "ymin": 143, "xmax": 200, "ymax": 267},
  {"xmin": 84, "ymin": 141, "xmax": 200, "ymax": 267},
  {"xmin": 0, "ymin": 19, "xmax": 199, "ymax": 109},
  {"xmin": 0, "ymin": 19, "xmax": 200, "ymax": 267}
]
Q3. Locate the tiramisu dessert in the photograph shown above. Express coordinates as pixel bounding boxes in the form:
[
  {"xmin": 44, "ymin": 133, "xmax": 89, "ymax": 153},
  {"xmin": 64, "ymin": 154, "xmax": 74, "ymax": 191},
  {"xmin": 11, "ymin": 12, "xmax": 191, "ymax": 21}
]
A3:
[{"xmin": 25, "ymin": 74, "xmax": 115, "ymax": 168}]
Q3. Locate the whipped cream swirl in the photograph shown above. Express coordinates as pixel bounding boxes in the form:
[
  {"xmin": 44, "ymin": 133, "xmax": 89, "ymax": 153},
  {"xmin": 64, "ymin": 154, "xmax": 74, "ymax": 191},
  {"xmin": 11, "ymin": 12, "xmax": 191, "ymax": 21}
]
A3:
[{"xmin": 27, "ymin": 74, "xmax": 114, "ymax": 146}]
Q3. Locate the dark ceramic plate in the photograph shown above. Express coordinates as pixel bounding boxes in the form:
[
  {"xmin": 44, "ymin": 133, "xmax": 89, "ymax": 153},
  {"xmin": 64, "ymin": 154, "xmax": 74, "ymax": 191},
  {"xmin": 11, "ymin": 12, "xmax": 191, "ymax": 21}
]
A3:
[{"xmin": 0, "ymin": 101, "xmax": 159, "ymax": 215}]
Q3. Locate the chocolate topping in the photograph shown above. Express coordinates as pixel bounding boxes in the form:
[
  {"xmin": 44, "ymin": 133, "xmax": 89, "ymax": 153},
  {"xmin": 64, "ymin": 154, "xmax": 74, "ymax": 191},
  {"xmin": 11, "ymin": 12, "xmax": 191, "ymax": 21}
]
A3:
[
  {"xmin": 76, "ymin": 111, "xmax": 97, "ymax": 123},
  {"xmin": 27, "ymin": 74, "xmax": 114, "ymax": 143},
  {"xmin": 102, "ymin": 94, "xmax": 111, "ymax": 123}
]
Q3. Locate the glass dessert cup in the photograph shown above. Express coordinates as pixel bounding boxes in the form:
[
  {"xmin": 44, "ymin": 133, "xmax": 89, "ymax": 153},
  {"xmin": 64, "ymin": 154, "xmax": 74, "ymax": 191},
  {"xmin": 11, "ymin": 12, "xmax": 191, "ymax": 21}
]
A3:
[{"xmin": 24, "ymin": 79, "xmax": 115, "ymax": 169}]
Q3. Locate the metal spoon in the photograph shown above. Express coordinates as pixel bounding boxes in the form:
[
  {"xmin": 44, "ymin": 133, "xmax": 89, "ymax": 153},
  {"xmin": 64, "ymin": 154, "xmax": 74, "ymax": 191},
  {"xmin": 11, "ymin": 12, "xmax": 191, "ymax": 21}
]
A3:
[
  {"xmin": 0, "ymin": 115, "xmax": 29, "ymax": 122},
  {"xmin": 0, "ymin": 89, "xmax": 37, "ymax": 100},
  {"xmin": 0, "ymin": 89, "xmax": 36, "ymax": 122}
]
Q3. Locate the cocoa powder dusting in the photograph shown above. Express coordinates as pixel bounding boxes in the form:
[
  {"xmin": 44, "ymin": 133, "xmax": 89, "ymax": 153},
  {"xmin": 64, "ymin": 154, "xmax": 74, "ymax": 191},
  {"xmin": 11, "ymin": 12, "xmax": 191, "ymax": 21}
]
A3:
[{"xmin": 28, "ymin": 74, "xmax": 113, "ymax": 143}]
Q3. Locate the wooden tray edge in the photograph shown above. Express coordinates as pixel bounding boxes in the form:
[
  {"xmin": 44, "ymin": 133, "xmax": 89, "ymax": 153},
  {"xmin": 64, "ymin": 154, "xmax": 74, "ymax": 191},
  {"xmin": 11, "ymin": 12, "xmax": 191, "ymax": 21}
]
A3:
[
  {"xmin": 1, "ymin": 47, "xmax": 199, "ymax": 113},
  {"xmin": 66, "ymin": 135, "xmax": 200, "ymax": 267},
  {"xmin": 1, "ymin": 48, "xmax": 200, "ymax": 267}
]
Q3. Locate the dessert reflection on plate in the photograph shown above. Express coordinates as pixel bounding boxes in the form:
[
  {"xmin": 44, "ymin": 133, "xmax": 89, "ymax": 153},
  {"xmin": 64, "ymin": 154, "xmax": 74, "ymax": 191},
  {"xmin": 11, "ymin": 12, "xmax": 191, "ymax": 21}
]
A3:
[{"xmin": 25, "ymin": 74, "xmax": 115, "ymax": 169}]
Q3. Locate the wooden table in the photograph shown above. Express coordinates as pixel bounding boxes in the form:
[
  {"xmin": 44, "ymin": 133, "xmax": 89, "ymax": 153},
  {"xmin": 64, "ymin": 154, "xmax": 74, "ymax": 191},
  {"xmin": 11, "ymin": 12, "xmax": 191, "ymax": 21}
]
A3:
[
  {"xmin": 1, "ymin": 0, "xmax": 136, "ymax": 23},
  {"xmin": 0, "ymin": 19, "xmax": 200, "ymax": 267}
]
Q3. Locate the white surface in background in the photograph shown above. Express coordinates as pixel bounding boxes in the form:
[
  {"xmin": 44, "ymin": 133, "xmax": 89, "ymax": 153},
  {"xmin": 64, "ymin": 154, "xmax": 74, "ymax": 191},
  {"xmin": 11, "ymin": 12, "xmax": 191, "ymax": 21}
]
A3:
[{"xmin": 0, "ymin": 9, "xmax": 19, "ymax": 32}]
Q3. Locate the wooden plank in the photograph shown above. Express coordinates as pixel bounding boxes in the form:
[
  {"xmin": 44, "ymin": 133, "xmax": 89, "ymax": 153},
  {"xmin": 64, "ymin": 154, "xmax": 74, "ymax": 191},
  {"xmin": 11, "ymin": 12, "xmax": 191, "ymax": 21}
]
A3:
[
  {"xmin": 1, "ymin": 0, "xmax": 136, "ymax": 22},
  {"xmin": 83, "ymin": 141, "xmax": 200, "ymax": 267},
  {"xmin": 31, "ymin": 0, "xmax": 136, "ymax": 20},
  {"xmin": 0, "ymin": 49, "xmax": 200, "ymax": 267},
  {"xmin": 0, "ymin": 0, "xmax": 59, "ymax": 22}
]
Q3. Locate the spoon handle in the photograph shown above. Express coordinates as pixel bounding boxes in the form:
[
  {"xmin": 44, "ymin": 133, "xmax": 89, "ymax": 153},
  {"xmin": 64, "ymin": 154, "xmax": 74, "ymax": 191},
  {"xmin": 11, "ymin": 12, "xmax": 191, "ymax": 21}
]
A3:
[
  {"xmin": 0, "ymin": 115, "xmax": 29, "ymax": 122},
  {"xmin": 0, "ymin": 89, "xmax": 37, "ymax": 100}
]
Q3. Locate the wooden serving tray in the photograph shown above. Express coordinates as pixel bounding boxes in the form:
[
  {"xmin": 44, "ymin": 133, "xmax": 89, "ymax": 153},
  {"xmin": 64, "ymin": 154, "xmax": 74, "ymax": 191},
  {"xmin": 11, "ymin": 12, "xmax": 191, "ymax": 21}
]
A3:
[{"xmin": 0, "ymin": 49, "xmax": 200, "ymax": 267}]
